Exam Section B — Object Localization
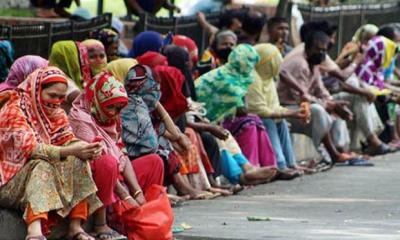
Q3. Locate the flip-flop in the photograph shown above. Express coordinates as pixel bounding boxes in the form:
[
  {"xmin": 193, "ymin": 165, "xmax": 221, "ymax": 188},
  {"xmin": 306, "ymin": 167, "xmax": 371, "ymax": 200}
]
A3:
[
  {"xmin": 70, "ymin": 231, "xmax": 94, "ymax": 240},
  {"xmin": 336, "ymin": 158, "xmax": 374, "ymax": 167},
  {"xmin": 93, "ymin": 230, "xmax": 127, "ymax": 240},
  {"xmin": 26, "ymin": 236, "xmax": 46, "ymax": 240}
]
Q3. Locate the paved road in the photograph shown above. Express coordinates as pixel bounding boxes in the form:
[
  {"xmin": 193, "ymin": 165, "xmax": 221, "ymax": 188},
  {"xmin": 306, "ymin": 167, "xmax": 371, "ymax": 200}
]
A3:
[{"xmin": 173, "ymin": 153, "xmax": 400, "ymax": 240}]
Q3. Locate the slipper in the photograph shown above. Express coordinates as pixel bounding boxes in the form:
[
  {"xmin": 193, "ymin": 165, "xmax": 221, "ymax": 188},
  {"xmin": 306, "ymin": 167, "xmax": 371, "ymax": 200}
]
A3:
[
  {"xmin": 26, "ymin": 236, "xmax": 46, "ymax": 240},
  {"xmin": 336, "ymin": 158, "xmax": 374, "ymax": 167},
  {"xmin": 93, "ymin": 230, "xmax": 127, "ymax": 240},
  {"xmin": 363, "ymin": 143, "xmax": 396, "ymax": 156},
  {"xmin": 70, "ymin": 231, "xmax": 94, "ymax": 240}
]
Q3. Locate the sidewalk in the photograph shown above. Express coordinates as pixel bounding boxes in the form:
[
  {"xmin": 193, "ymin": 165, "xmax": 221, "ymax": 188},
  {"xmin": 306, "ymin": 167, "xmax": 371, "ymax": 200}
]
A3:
[{"xmin": 174, "ymin": 153, "xmax": 400, "ymax": 240}]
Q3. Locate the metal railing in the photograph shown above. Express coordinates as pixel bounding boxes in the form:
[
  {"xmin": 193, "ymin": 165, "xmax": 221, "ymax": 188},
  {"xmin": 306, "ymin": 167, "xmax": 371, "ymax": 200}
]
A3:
[
  {"xmin": 0, "ymin": 13, "xmax": 112, "ymax": 58},
  {"xmin": 298, "ymin": 1, "xmax": 400, "ymax": 57}
]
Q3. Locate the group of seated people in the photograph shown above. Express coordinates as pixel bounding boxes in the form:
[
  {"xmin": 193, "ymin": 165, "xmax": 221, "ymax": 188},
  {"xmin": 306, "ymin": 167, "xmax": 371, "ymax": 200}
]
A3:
[{"xmin": 0, "ymin": 7, "xmax": 400, "ymax": 240}]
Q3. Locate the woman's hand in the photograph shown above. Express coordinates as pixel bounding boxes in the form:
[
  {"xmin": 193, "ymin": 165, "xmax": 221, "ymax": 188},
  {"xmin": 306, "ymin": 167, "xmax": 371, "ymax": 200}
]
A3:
[
  {"xmin": 171, "ymin": 134, "xmax": 191, "ymax": 153},
  {"xmin": 134, "ymin": 191, "xmax": 146, "ymax": 206},
  {"xmin": 63, "ymin": 142, "xmax": 102, "ymax": 161},
  {"xmin": 207, "ymin": 125, "xmax": 229, "ymax": 140}
]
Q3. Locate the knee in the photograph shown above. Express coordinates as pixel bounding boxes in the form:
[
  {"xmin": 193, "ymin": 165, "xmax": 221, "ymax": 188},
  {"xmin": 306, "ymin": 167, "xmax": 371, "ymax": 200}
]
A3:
[
  {"xmin": 147, "ymin": 154, "xmax": 165, "ymax": 171},
  {"xmin": 94, "ymin": 154, "xmax": 119, "ymax": 174}
]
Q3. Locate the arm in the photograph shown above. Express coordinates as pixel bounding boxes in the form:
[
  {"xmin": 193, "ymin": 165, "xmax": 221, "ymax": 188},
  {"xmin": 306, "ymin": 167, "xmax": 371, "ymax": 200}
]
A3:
[
  {"xmin": 156, "ymin": 102, "xmax": 181, "ymax": 139},
  {"xmin": 122, "ymin": 160, "xmax": 146, "ymax": 204},
  {"xmin": 197, "ymin": 12, "xmax": 219, "ymax": 36},
  {"xmin": 279, "ymin": 68, "xmax": 317, "ymax": 103},
  {"xmin": 125, "ymin": 0, "xmax": 145, "ymax": 15}
]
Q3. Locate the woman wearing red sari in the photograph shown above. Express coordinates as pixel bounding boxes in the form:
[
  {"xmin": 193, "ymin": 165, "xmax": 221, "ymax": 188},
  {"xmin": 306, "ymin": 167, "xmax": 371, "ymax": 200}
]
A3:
[
  {"xmin": 69, "ymin": 71, "xmax": 165, "ymax": 239},
  {"xmin": 0, "ymin": 67, "xmax": 102, "ymax": 240}
]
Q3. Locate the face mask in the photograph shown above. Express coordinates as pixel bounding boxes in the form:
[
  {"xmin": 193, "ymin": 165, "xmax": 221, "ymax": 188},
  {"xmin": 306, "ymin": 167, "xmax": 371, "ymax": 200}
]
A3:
[
  {"xmin": 42, "ymin": 98, "xmax": 63, "ymax": 115},
  {"xmin": 308, "ymin": 52, "xmax": 326, "ymax": 65},
  {"xmin": 215, "ymin": 47, "xmax": 233, "ymax": 62}
]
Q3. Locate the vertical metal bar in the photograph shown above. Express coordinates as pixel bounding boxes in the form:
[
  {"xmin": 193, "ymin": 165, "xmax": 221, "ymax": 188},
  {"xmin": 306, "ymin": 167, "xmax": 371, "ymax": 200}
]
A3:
[
  {"xmin": 337, "ymin": 6, "xmax": 343, "ymax": 58},
  {"xmin": 97, "ymin": 0, "xmax": 104, "ymax": 16},
  {"xmin": 47, "ymin": 22, "xmax": 52, "ymax": 58}
]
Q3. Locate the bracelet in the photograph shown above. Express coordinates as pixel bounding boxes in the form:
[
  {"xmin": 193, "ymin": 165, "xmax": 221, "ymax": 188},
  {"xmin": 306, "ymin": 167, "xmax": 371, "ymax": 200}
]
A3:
[
  {"xmin": 133, "ymin": 190, "xmax": 143, "ymax": 199},
  {"xmin": 123, "ymin": 195, "xmax": 133, "ymax": 201}
]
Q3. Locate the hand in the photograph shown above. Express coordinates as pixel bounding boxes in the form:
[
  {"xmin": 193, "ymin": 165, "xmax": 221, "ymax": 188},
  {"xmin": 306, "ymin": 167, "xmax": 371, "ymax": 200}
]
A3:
[
  {"xmin": 290, "ymin": 109, "xmax": 308, "ymax": 120},
  {"xmin": 353, "ymin": 52, "xmax": 364, "ymax": 66},
  {"xmin": 333, "ymin": 101, "xmax": 353, "ymax": 121},
  {"xmin": 173, "ymin": 5, "xmax": 181, "ymax": 13},
  {"xmin": 208, "ymin": 125, "xmax": 229, "ymax": 140},
  {"xmin": 236, "ymin": 107, "xmax": 248, "ymax": 117},
  {"xmin": 67, "ymin": 142, "xmax": 102, "ymax": 161},
  {"xmin": 134, "ymin": 192, "xmax": 146, "ymax": 206},
  {"xmin": 197, "ymin": 12, "xmax": 206, "ymax": 22},
  {"xmin": 171, "ymin": 134, "xmax": 191, "ymax": 153},
  {"xmin": 300, "ymin": 93, "xmax": 313, "ymax": 103},
  {"xmin": 125, "ymin": 196, "xmax": 140, "ymax": 208},
  {"xmin": 364, "ymin": 90, "xmax": 376, "ymax": 103}
]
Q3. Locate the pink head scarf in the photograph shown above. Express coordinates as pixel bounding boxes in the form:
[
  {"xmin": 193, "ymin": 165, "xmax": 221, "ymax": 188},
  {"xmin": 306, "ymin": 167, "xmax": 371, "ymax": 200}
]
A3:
[{"xmin": 0, "ymin": 55, "xmax": 48, "ymax": 92}]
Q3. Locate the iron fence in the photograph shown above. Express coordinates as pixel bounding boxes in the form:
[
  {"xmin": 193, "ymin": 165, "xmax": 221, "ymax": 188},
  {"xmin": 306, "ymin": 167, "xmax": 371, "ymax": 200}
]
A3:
[
  {"xmin": 0, "ymin": 13, "xmax": 112, "ymax": 58},
  {"xmin": 134, "ymin": 11, "xmax": 221, "ymax": 53},
  {"xmin": 298, "ymin": 1, "xmax": 400, "ymax": 57}
]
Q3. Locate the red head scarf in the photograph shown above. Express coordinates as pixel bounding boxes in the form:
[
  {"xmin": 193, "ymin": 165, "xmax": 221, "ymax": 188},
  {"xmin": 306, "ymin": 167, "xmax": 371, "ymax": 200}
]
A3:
[
  {"xmin": 0, "ymin": 66, "xmax": 73, "ymax": 186},
  {"xmin": 154, "ymin": 65, "xmax": 188, "ymax": 118},
  {"xmin": 173, "ymin": 35, "xmax": 199, "ymax": 64},
  {"xmin": 137, "ymin": 51, "xmax": 168, "ymax": 68}
]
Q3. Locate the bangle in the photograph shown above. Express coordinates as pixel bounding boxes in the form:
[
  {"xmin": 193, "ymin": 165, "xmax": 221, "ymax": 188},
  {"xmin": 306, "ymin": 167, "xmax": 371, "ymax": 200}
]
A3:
[
  {"xmin": 123, "ymin": 195, "xmax": 133, "ymax": 201},
  {"xmin": 133, "ymin": 190, "xmax": 143, "ymax": 199}
]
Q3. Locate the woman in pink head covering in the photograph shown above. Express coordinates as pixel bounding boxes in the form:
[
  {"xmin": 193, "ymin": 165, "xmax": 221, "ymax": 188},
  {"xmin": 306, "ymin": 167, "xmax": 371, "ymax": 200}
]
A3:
[{"xmin": 0, "ymin": 55, "xmax": 48, "ymax": 92}]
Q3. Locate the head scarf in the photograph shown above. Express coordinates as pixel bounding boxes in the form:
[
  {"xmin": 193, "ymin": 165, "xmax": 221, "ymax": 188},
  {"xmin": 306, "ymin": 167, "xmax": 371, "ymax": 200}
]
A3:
[
  {"xmin": 48, "ymin": 40, "xmax": 91, "ymax": 89},
  {"xmin": 85, "ymin": 72, "xmax": 128, "ymax": 125},
  {"xmin": 250, "ymin": 43, "xmax": 287, "ymax": 116},
  {"xmin": 107, "ymin": 58, "xmax": 138, "ymax": 83},
  {"xmin": 82, "ymin": 39, "xmax": 108, "ymax": 76},
  {"xmin": 68, "ymin": 72, "xmax": 128, "ymax": 172},
  {"xmin": 172, "ymin": 35, "xmax": 199, "ymax": 64},
  {"xmin": 352, "ymin": 24, "xmax": 379, "ymax": 44},
  {"xmin": 129, "ymin": 31, "xmax": 163, "ymax": 58},
  {"xmin": 0, "ymin": 66, "xmax": 73, "ymax": 186},
  {"xmin": 163, "ymin": 45, "xmax": 197, "ymax": 100},
  {"xmin": 136, "ymin": 51, "xmax": 168, "ymax": 68},
  {"xmin": 356, "ymin": 36, "xmax": 398, "ymax": 88},
  {"xmin": 121, "ymin": 64, "xmax": 161, "ymax": 158},
  {"xmin": 0, "ymin": 40, "xmax": 14, "ymax": 82},
  {"xmin": 254, "ymin": 43, "xmax": 282, "ymax": 80},
  {"xmin": 0, "ymin": 55, "xmax": 48, "ymax": 92},
  {"xmin": 154, "ymin": 65, "xmax": 189, "ymax": 118},
  {"xmin": 91, "ymin": 28, "xmax": 119, "ymax": 50},
  {"xmin": 195, "ymin": 44, "xmax": 260, "ymax": 122},
  {"xmin": 111, "ymin": 17, "xmax": 124, "ymax": 35}
]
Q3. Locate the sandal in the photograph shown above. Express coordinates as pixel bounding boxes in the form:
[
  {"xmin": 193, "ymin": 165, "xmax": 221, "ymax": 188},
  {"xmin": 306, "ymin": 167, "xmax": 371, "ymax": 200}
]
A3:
[
  {"xmin": 26, "ymin": 236, "xmax": 46, "ymax": 240},
  {"xmin": 336, "ymin": 158, "xmax": 374, "ymax": 167},
  {"xmin": 70, "ymin": 231, "xmax": 94, "ymax": 240},
  {"xmin": 93, "ymin": 230, "xmax": 127, "ymax": 240},
  {"xmin": 363, "ymin": 143, "xmax": 396, "ymax": 156}
]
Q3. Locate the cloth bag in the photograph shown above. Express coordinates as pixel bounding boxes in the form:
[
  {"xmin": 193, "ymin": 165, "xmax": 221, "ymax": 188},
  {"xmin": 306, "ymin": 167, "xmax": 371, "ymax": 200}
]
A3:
[{"xmin": 112, "ymin": 184, "xmax": 174, "ymax": 240}]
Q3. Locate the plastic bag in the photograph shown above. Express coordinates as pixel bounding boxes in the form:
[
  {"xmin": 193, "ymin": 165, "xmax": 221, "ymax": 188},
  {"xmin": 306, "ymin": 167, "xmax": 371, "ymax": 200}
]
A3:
[{"xmin": 112, "ymin": 184, "xmax": 174, "ymax": 240}]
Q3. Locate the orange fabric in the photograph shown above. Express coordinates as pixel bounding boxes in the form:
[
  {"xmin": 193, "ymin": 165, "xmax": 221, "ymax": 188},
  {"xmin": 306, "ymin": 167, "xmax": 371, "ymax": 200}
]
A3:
[
  {"xmin": 177, "ymin": 128, "xmax": 215, "ymax": 175},
  {"xmin": 0, "ymin": 67, "xmax": 74, "ymax": 187},
  {"xmin": 69, "ymin": 200, "xmax": 88, "ymax": 221},
  {"xmin": 26, "ymin": 204, "xmax": 48, "ymax": 225}
]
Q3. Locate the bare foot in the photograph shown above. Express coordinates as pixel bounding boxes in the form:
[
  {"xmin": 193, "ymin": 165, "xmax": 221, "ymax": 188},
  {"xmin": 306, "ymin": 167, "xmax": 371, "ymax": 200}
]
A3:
[
  {"xmin": 93, "ymin": 224, "xmax": 125, "ymax": 240},
  {"xmin": 208, "ymin": 187, "xmax": 232, "ymax": 196},
  {"xmin": 68, "ymin": 227, "xmax": 94, "ymax": 240}
]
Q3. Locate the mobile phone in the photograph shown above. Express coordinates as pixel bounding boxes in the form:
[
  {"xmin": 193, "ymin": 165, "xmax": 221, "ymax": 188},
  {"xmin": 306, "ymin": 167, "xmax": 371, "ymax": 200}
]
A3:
[{"xmin": 92, "ymin": 135, "xmax": 104, "ymax": 143}]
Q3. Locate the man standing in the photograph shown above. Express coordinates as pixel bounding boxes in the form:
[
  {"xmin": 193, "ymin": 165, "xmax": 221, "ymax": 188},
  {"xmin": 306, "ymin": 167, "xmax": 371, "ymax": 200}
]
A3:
[{"xmin": 267, "ymin": 17, "xmax": 293, "ymax": 57}]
